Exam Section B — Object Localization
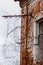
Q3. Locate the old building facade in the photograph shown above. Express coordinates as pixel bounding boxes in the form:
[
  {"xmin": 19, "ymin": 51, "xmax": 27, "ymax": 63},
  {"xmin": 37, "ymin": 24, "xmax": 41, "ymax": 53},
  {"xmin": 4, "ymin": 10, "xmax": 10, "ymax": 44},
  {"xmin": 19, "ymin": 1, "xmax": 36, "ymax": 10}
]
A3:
[{"xmin": 15, "ymin": 0, "xmax": 43, "ymax": 65}]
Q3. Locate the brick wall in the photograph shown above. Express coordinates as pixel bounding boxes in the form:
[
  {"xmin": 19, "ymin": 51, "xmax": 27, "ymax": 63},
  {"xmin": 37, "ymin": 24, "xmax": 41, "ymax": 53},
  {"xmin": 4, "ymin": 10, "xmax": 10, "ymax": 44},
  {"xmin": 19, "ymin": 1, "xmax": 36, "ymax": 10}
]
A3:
[{"xmin": 20, "ymin": 0, "xmax": 43, "ymax": 65}]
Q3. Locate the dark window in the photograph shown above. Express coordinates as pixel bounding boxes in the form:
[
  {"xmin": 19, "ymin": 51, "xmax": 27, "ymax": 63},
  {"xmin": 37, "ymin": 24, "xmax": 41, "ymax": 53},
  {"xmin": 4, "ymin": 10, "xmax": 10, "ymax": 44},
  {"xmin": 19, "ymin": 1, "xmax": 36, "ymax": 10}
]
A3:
[{"xmin": 38, "ymin": 18, "xmax": 43, "ymax": 60}]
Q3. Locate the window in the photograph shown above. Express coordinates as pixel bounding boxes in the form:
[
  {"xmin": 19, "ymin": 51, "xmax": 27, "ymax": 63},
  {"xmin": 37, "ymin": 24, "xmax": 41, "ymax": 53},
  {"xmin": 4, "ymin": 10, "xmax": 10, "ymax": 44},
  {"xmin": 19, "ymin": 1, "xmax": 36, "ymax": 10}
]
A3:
[
  {"xmin": 38, "ymin": 18, "xmax": 43, "ymax": 60},
  {"xmin": 33, "ymin": 18, "xmax": 43, "ymax": 61}
]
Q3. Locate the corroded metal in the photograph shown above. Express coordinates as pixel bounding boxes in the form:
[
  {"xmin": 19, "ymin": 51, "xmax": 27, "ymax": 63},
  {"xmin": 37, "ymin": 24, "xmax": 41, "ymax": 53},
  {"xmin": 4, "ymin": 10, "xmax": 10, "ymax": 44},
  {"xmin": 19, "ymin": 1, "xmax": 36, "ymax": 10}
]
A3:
[{"xmin": 2, "ymin": 13, "xmax": 34, "ymax": 18}]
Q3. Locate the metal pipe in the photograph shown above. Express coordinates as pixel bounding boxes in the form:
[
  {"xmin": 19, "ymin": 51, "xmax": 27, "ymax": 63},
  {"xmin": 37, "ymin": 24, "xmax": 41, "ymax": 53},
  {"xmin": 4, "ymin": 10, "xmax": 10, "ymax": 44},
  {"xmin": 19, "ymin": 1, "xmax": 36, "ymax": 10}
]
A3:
[{"xmin": 2, "ymin": 13, "xmax": 34, "ymax": 18}]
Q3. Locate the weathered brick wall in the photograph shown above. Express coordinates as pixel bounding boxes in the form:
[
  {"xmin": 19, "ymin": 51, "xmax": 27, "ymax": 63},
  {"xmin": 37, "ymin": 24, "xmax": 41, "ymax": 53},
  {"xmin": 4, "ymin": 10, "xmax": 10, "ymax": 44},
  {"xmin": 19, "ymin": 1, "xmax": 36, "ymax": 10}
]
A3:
[
  {"xmin": 20, "ymin": 5, "xmax": 29, "ymax": 65},
  {"xmin": 28, "ymin": 0, "xmax": 43, "ymax": 65},
  {"xmin": 20, "ymin": 0, "xmax": 43, "ymax": 65},
  {"xmin": 28, "ymin": 0, "xmax": 41, "ymax": 62}
]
